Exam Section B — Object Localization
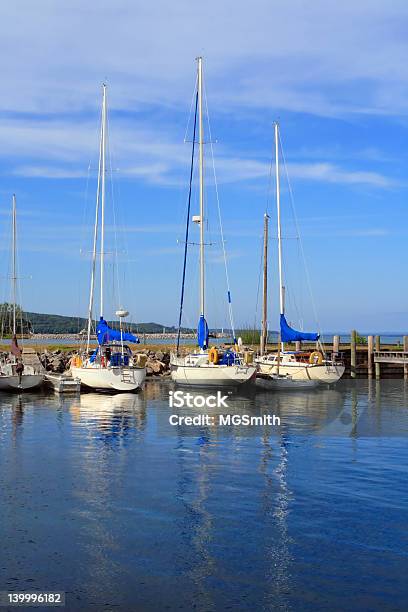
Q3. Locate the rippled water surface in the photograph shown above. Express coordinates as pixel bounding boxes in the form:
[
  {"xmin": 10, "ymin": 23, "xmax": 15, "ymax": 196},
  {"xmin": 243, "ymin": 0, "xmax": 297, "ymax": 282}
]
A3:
[{"xmin": 0, "ymin": 380, "xmax": 407, "ymax": 611}]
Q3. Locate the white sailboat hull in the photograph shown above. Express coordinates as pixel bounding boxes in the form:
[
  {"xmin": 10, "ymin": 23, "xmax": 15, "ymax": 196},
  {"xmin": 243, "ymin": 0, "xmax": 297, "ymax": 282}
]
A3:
[
  {"xmin": 256, "ymin": 357, "xmax": 345, "ymax": 385},
  {"xmin": 171, "ymin": 361, "xmax": 256, "ymax": 387},
  {"xmin": 71, "ymin": 365, "xmax": 146, "ymax": 392},
  {"xmin": 0, "ymin": 373, "xmax": 44, "ymax": 391}
]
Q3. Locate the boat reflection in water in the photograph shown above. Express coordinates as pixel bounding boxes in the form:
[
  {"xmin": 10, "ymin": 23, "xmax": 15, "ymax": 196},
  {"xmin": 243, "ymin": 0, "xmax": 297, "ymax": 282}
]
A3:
[
  {"xmin": 68, "ymin": 392, "xmax": 148, "ymax": 445},
  {"xmin": 1, "ymin": 381, "xmax": 407, "ymax": 608},
  {"xmin": 166, "ymin": 383, "xmax": 348, "ymax": 438}
]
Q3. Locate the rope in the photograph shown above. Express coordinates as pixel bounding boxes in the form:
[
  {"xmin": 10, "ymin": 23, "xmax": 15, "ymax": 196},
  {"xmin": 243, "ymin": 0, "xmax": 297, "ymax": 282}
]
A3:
[
  {"xmin": 176, "ymin": 91, "xmax": 198, "ymax": 354},
  {"xmin": 204, "ymin": 85, "xmax": 236, "ymax": 343},
  {"xmin": 106, "ymin": 110, "xmax": 122, "ymax": 314},
  {"xmin": 278, "ymin": 131, "xmax": 323, "ymax": 342}
]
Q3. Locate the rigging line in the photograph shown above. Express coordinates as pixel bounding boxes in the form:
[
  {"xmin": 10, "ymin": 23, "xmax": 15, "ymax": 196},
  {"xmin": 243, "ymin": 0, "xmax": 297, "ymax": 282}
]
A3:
[
  {"xmin": 265, "ymin": 143, "xmax": 275, "ymax": 217},
  {"xmin": 176, "ymin": 90, "xmax": 199, "ymax": 354},
  {"xmin": 183, "ymin": 74, "xmax": 199, "ymax": 144},
  {"xmin": 278, "ymin": 130, "xmax": 322, "ymax": 336},
  {"xmin": 106, "ymin": 110, "xmax": 122, "ymax": 311},
  {"xmin": 203, "ymin": 83, "xmax": 236, "ymax": 343},
  {"xmin": 254, "ymin": 229, "xmax": 264, "ymax": 331}
]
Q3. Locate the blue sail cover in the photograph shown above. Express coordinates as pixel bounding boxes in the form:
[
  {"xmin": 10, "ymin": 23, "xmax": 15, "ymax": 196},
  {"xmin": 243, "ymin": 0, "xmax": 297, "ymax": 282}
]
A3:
[
  {"xmin": 197, "ymin": 315, "xmax": 209, "ymax": 350},
  {"xmin": 280, "ymin": 314, "xmax": 319, "ymax": 343},
  {"xmin": 97, "ymin": 317, "xmax": 140, "ymax": 345}
]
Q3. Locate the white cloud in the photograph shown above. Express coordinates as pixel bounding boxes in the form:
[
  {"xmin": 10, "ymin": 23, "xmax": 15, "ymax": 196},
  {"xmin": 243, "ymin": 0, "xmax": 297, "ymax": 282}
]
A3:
[
  {"xmin": 0, "ymin": 1, "xmax": 403, "ymax": 193},
  {"xmin": 0, "ymin": 1, "xmax": 408, "ymax": 117}
]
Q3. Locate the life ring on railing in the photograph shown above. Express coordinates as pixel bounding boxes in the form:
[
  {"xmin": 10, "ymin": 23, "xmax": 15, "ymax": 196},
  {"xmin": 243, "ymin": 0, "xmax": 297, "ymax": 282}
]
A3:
[
  {"xmin": 71, "ymin": 356, "xmax": 82, "ymax": 368},
  {"xmin": 208, "ymin": 347, "xmax": 219, "ymax": 364},
  {"xmin": 309, "ymin": 351, "xmax": 323, "ymax": 365}
]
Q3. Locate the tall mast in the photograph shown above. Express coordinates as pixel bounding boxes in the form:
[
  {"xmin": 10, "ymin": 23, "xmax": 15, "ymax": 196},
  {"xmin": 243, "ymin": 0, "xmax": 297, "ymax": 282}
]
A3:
[
  {"xmin": 100, "ymin": 83, "xmax": 107, "ymax": 319},
  {"xmin": 197, "ymin": 57, "xmax": 205, "ymax": 317},
  {"xmin": 86, "ymin": 85, "xmax": 104, "ymax": 351},
  {"xmin": 12, "ymin": 194, "xmax": 17, "ymax": 336},
  {"xmin": 260, "ymin": 213, "xmax": 269, "ymax": 355},
  {"xmin": 275, "ymin": 122, "xmax": 284, "ymax": 350}
]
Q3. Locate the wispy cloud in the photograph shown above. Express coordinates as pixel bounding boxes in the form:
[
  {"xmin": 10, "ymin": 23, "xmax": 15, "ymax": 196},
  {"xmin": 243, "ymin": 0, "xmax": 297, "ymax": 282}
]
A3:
[
  {"xmin": 1, "ymin": 115, "xmax": 394, "ymax": 189},
  {"xmin": 1, "ymin": 1, "xmax": 408, "ymax": 118}
]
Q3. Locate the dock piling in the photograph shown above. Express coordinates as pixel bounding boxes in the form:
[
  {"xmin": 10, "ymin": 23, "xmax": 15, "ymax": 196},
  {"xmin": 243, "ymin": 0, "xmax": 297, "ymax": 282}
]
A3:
[
  {"xmin": 350, "ymin": 330, "xmax": 357, "ymax": 378},
  {"xmin": 333, "ymin": 335, "xmax": 340, "ymax": 357},
  {"xmin": 367, "ymin": 335, "xmax": 374, "ymax": 379},
  {"xmin": 375, "ymin": 335, "xmax": 381, "ymax": 380}
]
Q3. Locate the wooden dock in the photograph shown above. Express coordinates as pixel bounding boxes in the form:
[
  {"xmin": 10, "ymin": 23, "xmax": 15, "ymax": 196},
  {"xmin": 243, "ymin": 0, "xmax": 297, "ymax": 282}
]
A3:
[{"xmin": 374, "ymin": 351, "xmax": 408, "ymax": 364}]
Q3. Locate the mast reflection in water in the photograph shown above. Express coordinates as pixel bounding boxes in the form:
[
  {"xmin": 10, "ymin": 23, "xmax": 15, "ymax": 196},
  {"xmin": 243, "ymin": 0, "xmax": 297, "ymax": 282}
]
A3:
[{"xmin": 0, "ymin": 380, "xmax": 407, "ymax": 610}]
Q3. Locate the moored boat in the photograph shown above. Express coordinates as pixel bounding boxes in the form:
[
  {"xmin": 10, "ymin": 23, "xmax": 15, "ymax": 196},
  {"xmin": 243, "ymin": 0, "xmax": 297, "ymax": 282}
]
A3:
[
  {"xmin": 255, "ymin": 123, "xmax": 345, "ymax": 386},
  {"xmin": 0, "ymin": 196, "xmax": 44, "ymax": 391},
  {"xmin": 170, "ymin": 58, "xmax": 256, "ymax": 388},
  {"xmin": 70, "ymin": 85, "xmax": 146, "ymax": 392}
]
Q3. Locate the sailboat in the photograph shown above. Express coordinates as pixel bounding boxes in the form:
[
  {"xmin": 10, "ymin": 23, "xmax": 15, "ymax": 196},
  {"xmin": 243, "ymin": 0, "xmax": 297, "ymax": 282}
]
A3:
[
  {"xmin": 256, "ymin": 212, "xmax": 318, "ymax": 390},
  {"xmin": 170, "ymin": 57, "xmax": 256, "ymax": 388},
  {"xmin": 0, "ymin": 195, "xmax": 44, "ymax": 391},
  {"xmin": 70, "ymin": 85, "xmax": 146, "ymax": 392},
  {"xmin": 255, "ymin": 123, "xmax": 345, "ymax": 385}
]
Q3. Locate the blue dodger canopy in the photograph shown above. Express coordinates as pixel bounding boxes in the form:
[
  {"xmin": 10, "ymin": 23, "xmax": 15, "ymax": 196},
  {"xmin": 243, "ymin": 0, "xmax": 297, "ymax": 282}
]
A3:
[
  {"xmin": 97, "ymin": 317, "xmax": 140, "ymax": 345},
  {"xmin": 280, "ymin": 314, "xmax": 319, "ymax": 343}
]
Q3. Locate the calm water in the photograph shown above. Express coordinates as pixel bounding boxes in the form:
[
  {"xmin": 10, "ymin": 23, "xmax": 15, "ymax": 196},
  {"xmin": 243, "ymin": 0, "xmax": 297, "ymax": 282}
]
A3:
[{"xmin": 0, "ymin": 380, "xmax": 407, "ymax": 611}]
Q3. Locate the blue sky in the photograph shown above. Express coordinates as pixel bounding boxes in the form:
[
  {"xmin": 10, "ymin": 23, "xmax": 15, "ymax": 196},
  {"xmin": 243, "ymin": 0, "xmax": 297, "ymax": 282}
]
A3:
[{"xmin": 0, "ymin": 0, "xmax": 408, "ymax": 332}]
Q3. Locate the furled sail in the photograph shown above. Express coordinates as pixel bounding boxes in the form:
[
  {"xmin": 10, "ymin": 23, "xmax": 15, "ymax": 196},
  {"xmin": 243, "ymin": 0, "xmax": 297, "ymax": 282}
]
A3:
[
  {"xmin": 10, "ymin": 334, "xmax": 22, "ymax": 357},
  {"xmin": 280, "ymin": 314, "xmax": 319, "ymax": 343},
  {"xmin": 197, "ymin": 315, "xmax": 209, "ymax": 350},
  {"xmin": 97, "ymin": 317, "xmax": 140, "ymax": 345}
]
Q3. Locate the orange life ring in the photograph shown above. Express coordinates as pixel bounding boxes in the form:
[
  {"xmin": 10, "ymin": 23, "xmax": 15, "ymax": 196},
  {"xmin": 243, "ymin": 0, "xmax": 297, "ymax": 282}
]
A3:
[
  {"xmin": 309, "ymin": 351, "xmax": 323, "ymax": 365},
  {"xmin": 208, "ymin": 347, "xmax": 219, "ymax": 364}
]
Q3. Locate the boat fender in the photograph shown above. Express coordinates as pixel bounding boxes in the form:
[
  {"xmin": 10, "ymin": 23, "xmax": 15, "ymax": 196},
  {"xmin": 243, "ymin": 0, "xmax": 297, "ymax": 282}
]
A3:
[
  {"xmin": 309, "ymin": 351, "xmax": 323, "ymax": 365},
  {"xmin": 244, "ymin": 350, "xmax": 254, "ymax": 365},
  {"xmin": 71, "ymin": 356, "xmax": 82, "ymax": 368},
  {"xmin": 208, "ymin": 347, "xmax": 219, "ymax": 364},
  {"xmin": 137, "ymin": 353, "xmax": 148, "ymax": 368}
]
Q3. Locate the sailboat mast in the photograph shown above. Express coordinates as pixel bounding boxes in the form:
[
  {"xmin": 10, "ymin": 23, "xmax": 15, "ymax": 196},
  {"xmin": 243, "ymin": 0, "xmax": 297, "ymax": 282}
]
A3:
[
  {"xmin": 100, "ymin": 83, "xmax": 107, "ymax": 319},
  {"xmin": 197, "ymin": 57, "xmax": 205, "ymax": 317},
  {"xmin": 260, "ymin": 213, "xmax": 269, "ymax": 355},
  {"xmin": 12, "ymin": 194, "xmax": 17, "ymax": 336},
  {"xmin": 86, "ymin": 85, "xmax": 104, "ymax": 351},
  {"xmin": 275, "ymin": 122, "xmax": 284, "ymax": 350}
]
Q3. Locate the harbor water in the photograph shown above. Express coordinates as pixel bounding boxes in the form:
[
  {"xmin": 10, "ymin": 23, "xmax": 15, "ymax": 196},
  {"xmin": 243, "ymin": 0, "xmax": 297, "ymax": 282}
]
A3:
[{"xmin": 0, "ymin": 380, "xmax": 407, "ymax": 610}]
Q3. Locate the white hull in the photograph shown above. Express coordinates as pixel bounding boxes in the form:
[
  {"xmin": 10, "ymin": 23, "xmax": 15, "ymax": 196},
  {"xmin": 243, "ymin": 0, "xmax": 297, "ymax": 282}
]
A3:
[
  {"xmin": 171, "ymin": 360, "xmax": 256, "ymax": 387},
  {"xmin": 0, "ymin": 374, "xmax": 44, "ymax": 391},
  {"xmin": 71, "ymin": 365, "xmax": 146, "ymax": 392},
  {"xmin": 256, "ymin": 356, "xmax": 345, "ymax": 385}
]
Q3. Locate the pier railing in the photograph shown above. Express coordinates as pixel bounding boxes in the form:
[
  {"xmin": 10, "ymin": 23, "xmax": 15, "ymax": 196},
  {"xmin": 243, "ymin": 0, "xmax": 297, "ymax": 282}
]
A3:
[{"xmin": 374, "ymin": 351, "xmax": 408, "ymax": 364}]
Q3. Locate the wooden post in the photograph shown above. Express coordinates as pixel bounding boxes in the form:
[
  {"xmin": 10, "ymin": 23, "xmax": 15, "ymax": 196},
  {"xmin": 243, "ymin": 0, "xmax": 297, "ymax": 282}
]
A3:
[
  {"xmin": 404, "ymin": 336, "xmax": 408, "ymax": 380},
  {"xmin": 333, "ymin": 335, "xmax": 340, "ymax": 356},
  {"xmin": 350, "ymin": 329, "xmax": 357, "ymax": 379},
  {"xmin": 260, "ymin": 213, "xmax": 269, "ymax": 355},
  {"xmin": 295, "ymin": 341, "xmax": 301, "ymax": 352},
  {"xmin": 375, "ymin": 335, "xmax": 381, "ymax": 380},
  {"xmin": 367, "ymin": 335, "xmax": 374, "ymax": 379}
]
